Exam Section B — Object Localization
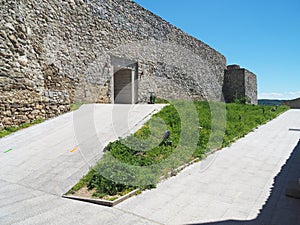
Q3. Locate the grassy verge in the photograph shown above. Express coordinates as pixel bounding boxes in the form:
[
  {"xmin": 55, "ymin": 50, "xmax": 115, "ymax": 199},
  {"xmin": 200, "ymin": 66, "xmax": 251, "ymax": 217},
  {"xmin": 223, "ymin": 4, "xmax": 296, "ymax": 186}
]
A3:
[
  {"xmin": 70, "ymin": 102, "xmax": 85, "ymax": 111},
  {"xmin": 0, "ymin": 119, "xmax": 44, "ymax": 138},
  {"xmin": 66, "ymin": 101, "xmax": 289, "ymax": 199}
]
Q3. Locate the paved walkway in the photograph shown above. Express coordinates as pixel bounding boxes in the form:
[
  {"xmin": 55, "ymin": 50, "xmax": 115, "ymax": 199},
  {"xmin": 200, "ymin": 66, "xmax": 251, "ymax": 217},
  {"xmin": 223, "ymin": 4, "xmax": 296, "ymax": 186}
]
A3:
[{"xmin": 0, "ymin": 108, "xmax": 300, "ymax": 225}]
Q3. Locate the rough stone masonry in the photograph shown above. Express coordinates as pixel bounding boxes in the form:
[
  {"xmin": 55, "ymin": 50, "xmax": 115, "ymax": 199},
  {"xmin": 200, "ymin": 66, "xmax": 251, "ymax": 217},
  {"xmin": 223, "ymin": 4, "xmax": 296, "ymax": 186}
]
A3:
[{"xmin": 0, "ymin": 0, "xmax": 257, "ymax": 128}]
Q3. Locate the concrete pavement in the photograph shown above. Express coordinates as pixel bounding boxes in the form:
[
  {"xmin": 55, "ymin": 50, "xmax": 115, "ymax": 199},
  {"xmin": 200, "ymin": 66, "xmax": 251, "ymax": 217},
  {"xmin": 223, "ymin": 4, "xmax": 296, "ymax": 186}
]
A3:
[
  {"xmin": 0, "ymin": 104, "xmax": 165, "ymax": 224},
  {"xmin": 117, "ymin": 109, "xmax": 300, "ymax": 225},
  {"xmin": 0, "ymin": 108, "xmax": 300, "ymax": 225}
]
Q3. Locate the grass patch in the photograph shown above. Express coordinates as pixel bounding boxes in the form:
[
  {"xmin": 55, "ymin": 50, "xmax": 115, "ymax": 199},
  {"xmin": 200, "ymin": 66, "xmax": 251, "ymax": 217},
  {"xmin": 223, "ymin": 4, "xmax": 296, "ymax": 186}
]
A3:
[
  {"xmin": 222, "ymin": 104, "xmax": 288, "ymax": 146},
  {"xmin": 70, "ymin": 102, "xmax": 85, "ymax": 111},
  {"xmin": 67, "ymin": 101, "xmax": 289, "ymax": 199},
  {"xmin": 0, "ymin": 119, "xmax": 44, "ymax": 138}
]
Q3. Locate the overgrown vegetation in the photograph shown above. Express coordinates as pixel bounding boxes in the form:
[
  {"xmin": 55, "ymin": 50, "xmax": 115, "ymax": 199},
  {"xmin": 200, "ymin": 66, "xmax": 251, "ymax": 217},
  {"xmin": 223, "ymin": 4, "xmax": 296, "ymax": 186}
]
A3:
[
  {"xmin": 0, "ymin": 119, "xmax": 44, "ymax": 138},
  {"xmin": 67, "ymin": 101, "xmax": 289, "ymax": 199}
]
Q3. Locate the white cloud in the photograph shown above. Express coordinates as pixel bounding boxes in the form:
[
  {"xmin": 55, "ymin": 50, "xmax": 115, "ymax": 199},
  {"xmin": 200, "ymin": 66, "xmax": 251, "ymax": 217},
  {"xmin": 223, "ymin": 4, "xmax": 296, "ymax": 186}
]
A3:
[{"xmin": 259, "ymin": 91, "xmax": 300, "ymax": 100}]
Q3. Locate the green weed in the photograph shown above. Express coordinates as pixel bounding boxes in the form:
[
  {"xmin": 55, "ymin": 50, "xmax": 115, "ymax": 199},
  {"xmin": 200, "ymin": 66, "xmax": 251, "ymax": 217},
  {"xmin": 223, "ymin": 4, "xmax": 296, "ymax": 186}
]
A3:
[{"xmin": 0, "ymin": 119, "xmax": 44, "ymax": 138}]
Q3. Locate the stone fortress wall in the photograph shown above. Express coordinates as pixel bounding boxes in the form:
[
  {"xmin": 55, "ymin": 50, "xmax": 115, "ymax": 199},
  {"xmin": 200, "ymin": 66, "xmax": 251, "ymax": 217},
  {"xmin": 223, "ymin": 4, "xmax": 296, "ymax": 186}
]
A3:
[
  {"xmin": 0, "ymin": 0, "xmax": 257, "ymax": 128},
  {"xmin": 284, "ymin": 98, "xmax": 300, "ymax": 109}
]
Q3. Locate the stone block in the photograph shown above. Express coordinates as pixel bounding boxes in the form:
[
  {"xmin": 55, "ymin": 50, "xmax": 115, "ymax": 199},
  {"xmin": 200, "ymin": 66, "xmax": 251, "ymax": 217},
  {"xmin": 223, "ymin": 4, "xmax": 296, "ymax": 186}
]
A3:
[
  {"xmin": 3, "ymin": 117, "xmax": 12, "ymax": 125},
  {"xmin": 18, "ymin": 55, "xmax": 28, "ymax": 66}
]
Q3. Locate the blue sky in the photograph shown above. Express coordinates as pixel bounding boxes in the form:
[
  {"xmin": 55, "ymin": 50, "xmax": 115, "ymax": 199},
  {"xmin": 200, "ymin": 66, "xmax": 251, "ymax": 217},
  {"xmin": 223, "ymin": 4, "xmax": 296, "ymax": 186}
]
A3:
[{"xmin": 133, "ymin": 0, "xmax": 300, "ymax": 100}]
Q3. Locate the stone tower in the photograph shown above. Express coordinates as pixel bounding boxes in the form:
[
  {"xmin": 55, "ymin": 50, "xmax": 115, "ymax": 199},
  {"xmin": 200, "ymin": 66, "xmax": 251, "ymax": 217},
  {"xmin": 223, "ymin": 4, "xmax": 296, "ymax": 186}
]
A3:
[{"xmin": 223, "ymin": 65, "xmax": 258, "ymax": 105}]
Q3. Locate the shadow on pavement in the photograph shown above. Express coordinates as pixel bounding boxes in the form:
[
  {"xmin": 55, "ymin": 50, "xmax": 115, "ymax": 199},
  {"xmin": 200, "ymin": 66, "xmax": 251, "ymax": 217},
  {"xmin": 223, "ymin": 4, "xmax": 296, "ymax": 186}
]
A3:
[{"xmin": 188, "ymin": 139, "xmax": 300, "ymax": 225}]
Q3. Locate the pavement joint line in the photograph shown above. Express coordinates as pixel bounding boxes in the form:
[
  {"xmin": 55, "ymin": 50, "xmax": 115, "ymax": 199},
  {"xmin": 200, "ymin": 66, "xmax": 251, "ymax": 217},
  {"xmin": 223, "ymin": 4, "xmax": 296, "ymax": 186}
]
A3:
[
  {"xmin": 0, "ymin": 193, "xmax": 41, "ymax": 209},
  {"xmin": 0, "ymin": 108, "xmax": 299, "ymax": 224},
  {"xmin": 0, "ymin": 197, "xmax": 69, "ymax": 225},
  {"xmin": 247, "ymin": 143, "xmax": 296, "ymax": 221},
  {"xmin": 0, "ymin": 178, "xmax": 63, "ymax": 198},
  {"xmin": 115, "ymin": 207, "xmax": 163, "ymax": 225}
]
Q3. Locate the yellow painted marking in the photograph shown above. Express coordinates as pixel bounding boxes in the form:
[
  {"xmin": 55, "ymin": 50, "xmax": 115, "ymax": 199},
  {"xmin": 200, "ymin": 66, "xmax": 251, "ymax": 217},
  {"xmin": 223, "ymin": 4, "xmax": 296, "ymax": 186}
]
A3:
[{"xmin": 70, "ymin": 147, "xmax": 78, "ymax": 153}]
